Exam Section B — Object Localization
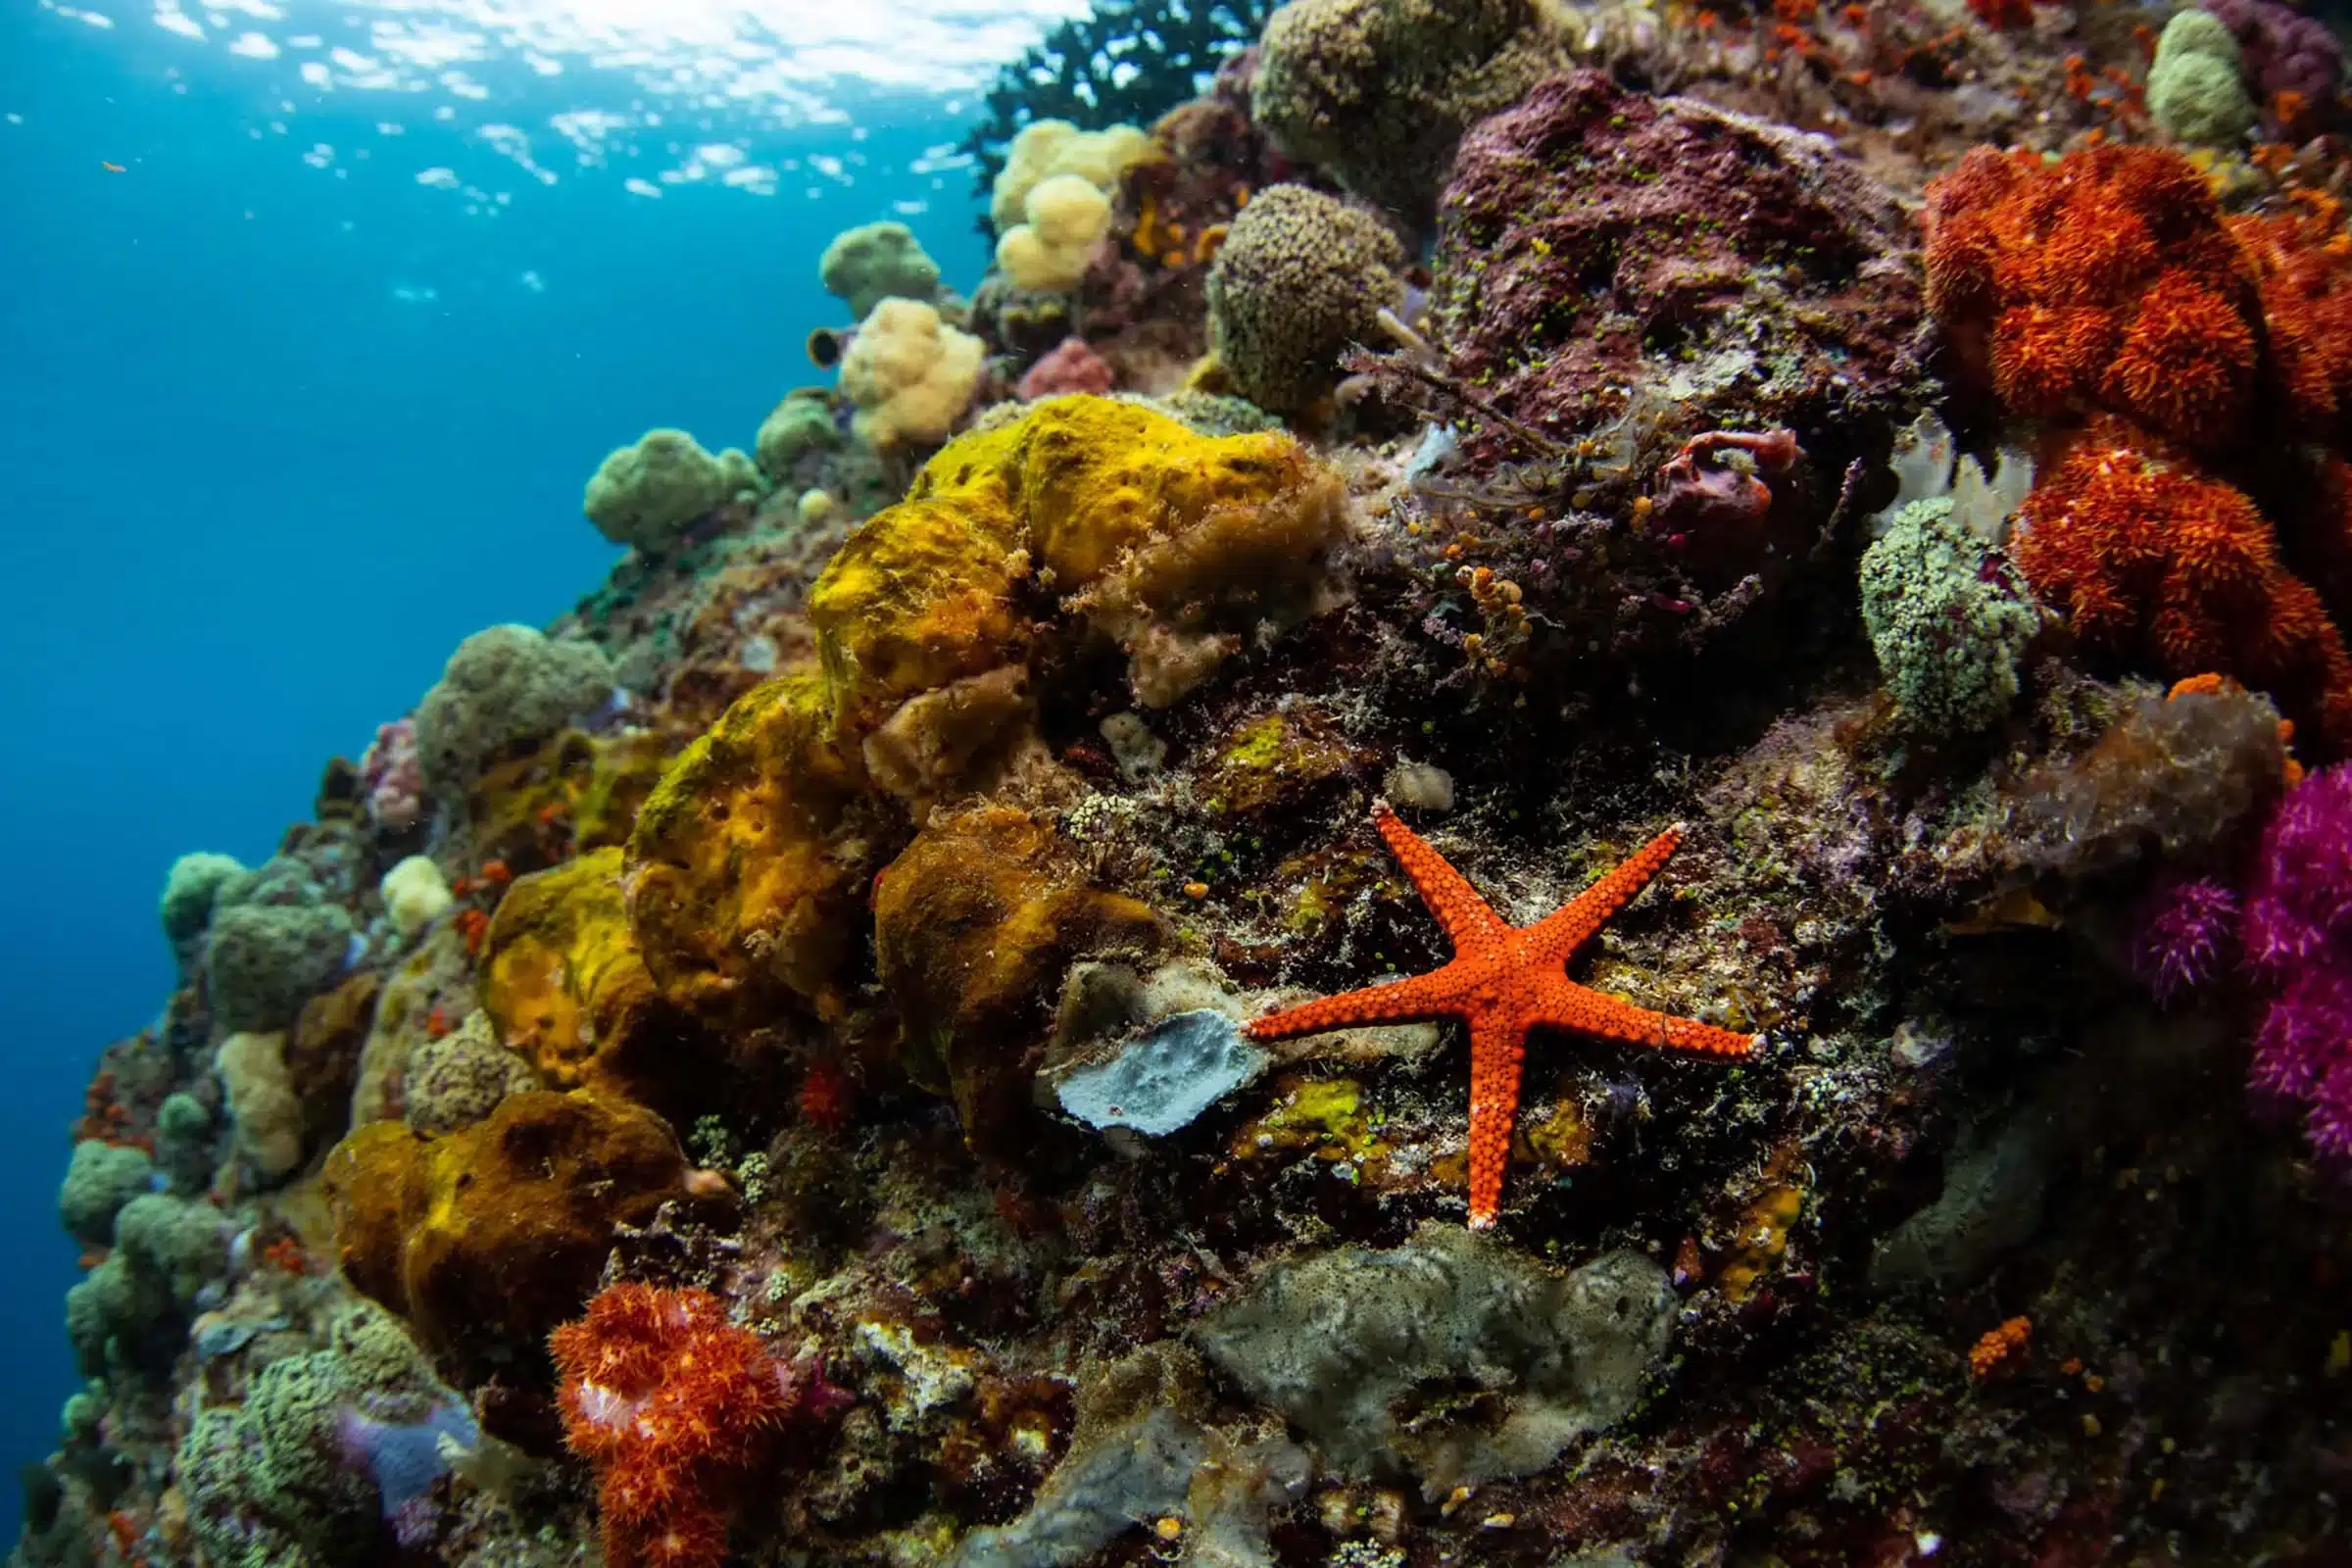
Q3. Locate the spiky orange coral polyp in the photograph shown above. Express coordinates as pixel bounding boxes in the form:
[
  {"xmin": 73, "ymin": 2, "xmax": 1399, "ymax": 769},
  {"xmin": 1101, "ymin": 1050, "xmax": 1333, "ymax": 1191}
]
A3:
[
  {"xmin": 2013, "ymin": 422, "xmax": 2352, "ymax": 755},
  {"xmin": 1923, "ymin": 144, "xmax": 2258, "ymax": 450},
  {"xmin": 550, "ymin": 1283, "xmax": 787, "ymax": 1568},
  {"xmin": 1928, "ymin": 142, "xmax": 2352, "ymax": 757},
  {"xmin": 2233, "ymin": 203, "xmax": 2352, "ymax": 443}
]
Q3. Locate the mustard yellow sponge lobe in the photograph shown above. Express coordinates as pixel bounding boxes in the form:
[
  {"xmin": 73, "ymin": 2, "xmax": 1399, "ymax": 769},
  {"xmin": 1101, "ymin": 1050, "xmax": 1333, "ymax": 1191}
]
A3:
[
  {"xmin": 875, "ymin": 804, "xmax": 1165, "ymax": 1145},
  {"xmin": 479, "ymin": 848, "xmax": 652, "ymax": 1090},
  {"xmin": 839, "ymin": 395, "xmax": 1347, "ymax": 710},
  {"xmin": 627, "ymin": 396, "xmax": 1345, "ymax": 1038},
  {"xmin": 624, "ymin": 667, "xmax": 870, "ymax": 1028},
  {"xmin": 808, "ymin": 492, "xmax": 1032, "ymax": 735},
  {"xmin": 323, "ymin": 1089, "xmax": 688, "ymax": 1384}
]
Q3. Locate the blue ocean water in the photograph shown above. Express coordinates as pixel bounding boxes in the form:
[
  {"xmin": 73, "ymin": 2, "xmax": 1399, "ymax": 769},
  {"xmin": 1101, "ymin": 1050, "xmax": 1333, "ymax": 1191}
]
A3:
[{"xmin": 0, "ymin": 0, "xmax": 1073, "ymax": 1532}]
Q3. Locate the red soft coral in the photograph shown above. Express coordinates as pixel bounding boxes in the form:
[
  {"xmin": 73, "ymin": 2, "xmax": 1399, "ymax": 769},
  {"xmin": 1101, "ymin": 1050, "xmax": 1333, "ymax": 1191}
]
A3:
[
  {"xmin": 2232, "ymin": 201, "xmax": 2352, "ymax": 443},
  {"xmin": 2013, "ymin": 421, "xmax": 2352, "ymax": 755},
  {"xmin": 552, "ymin": 1284, "xmax": 817, "ymax": 1568},
  {"xmin": 1924, "ymin": 145, "xmax": 2261, "ymax": 451}
]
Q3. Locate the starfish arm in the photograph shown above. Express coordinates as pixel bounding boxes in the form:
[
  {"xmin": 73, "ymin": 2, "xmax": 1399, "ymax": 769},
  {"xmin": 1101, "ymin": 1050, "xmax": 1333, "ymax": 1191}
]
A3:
[
  {"xmin": 1465, "ymin": 1010, "xmax": 1530, "ymax": 1231},
  {"xmin": 1243, "ymin": 965, "xmax": 1472, "ymax": 1043},
  {"xmin": 1372, "ymin": 802, "xmax": 1511, "ymax": 952},
  {"xmin": 1521, "ymin": 824, "xmax": 1685, "ymax": 970},
  {"xmin": 1532, "ymin": 974, "xmax": 1759, "ymax": 1057}
]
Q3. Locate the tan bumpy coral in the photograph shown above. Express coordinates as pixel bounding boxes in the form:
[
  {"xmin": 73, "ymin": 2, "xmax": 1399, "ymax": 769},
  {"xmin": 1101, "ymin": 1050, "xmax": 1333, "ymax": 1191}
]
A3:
[{"xmin": 1205, "ymin": 184, "xmax": 1405, "ymax": 416}]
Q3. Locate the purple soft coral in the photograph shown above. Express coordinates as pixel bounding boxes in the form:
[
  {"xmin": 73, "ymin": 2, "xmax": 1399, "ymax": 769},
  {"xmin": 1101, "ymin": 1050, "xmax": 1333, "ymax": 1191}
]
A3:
[
  {"xmin": 359, "ymin": 718, "xmax": 424, "ymax": 832},
  {"xmin": 2131, "ymin": 876, "xmax": 2242, "ymax": 1005},
  {"xmin": 2200, "ymin": 0, "xmax": 2343, "ymax": 118},
  {"xmin": 2242, "ymin": 763, "xmax": 2352, "ymax": 979},
  {"xmin": 2239, "ymin": 765, "xmax": 2352, "ymax": 1159}
]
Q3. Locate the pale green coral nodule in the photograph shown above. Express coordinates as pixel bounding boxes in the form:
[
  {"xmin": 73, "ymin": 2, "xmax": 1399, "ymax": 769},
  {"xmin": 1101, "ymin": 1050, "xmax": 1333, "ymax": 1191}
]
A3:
[
  {"xmin": 2148, "ymin": 9, "xmax": 2256, "ymax": 147},
  {"xmin": 1860, "ymin": 498, "xmax": 2040, "ymax": 737},
  {"xmin": 819, "ymin": 220, "xmax": 942, "ymax": 321}
]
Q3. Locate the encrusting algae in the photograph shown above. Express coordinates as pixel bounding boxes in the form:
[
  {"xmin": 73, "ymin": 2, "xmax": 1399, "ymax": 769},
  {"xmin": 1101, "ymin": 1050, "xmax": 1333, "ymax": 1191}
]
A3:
[{"xmin": 32, "ymin": 3, "xmax": 2352, "ymax": 1563}]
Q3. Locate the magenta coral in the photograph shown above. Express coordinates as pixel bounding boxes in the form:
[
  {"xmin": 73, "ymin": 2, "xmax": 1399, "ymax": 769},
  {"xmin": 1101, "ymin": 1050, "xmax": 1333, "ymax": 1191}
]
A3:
[
  {"xmin": 2240, "ymin": 764, "xmax": 2352, "ymax": 1159},
  {"xmin": 360, "ymin": 719, "xmax": 423, "ymax": 831},
  {"xmin": 1016, "ymin": 336, "xmax": 1117, "ymax": 402},
  {"xmin": 2129, "ymin": 875, "xmax": 2241, "ymax": 1006},
  {"xmin": 2199, "ymin": 0, "xmax": 2342, "ymax": 115},
  {"xmin": 2243, "ymin": 763, "xmax": 2352, "ymax": 980}
]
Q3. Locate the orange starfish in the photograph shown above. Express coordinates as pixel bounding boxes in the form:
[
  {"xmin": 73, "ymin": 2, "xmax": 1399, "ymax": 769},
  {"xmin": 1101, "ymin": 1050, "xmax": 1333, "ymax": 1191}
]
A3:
[{"xmin": 1246, "ymin": 803, "xmax": 1759, "ymax": 1229}]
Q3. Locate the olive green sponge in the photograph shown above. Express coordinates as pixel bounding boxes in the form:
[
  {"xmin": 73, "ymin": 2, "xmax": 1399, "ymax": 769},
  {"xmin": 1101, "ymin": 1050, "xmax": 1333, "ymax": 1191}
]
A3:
[{"xmin": 583, "ymin": 428, "xmax": 761, "ymax": 557}]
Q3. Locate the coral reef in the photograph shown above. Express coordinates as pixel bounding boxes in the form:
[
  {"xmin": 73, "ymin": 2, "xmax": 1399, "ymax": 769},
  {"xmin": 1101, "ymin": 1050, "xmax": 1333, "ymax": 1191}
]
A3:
[
  {"xmin": 66, "ymin": 1193, "xmax": 226, "ymax": 1378},
  {"xmin": 1247, "ymin": 804, "xmax": 1755, "ymax": 1228},
  {"xmin": 359, "ymin": 717, "xmax": 423, "ymax": 832},
  {"xmin": 877, "ymin": 804, "xmax": 1166, "ymax": 1145},
  {"xmin": 378, "ymin": 853, "xmax": 452, "ymax": 939},
  {"xmin": 176, "ymin": 1302, "xmax": 475, "ymax": 1562},
  {"xmin": 754, "ymin": 388, "xmax": 843, "ymax": 486},
  {"xmin": 990, "ymin": 121, "xmax": 1160, "ymax": 236},
  {"xmin": 956, "ymin": 5, "xmax": 1270, "ymax": 200},
  {"xmin": 1431, "ymin": 71, "xmax": 1922, "ymax": 449},
  {"xmin": 324, "ymin": 1089, "xmax": 695, "ymax": 1390},
  {"xmin": 1924, "ymin": 143, "xmax": 2263, "ymax": 451},
  {"xmin": 480, "ymin": 846, "xmax": 722, "ymax": 1119},
  {"xmin": 2148, "ymin": 9, "xmax": 2257, "ymax": 148},
  {"xmin": 2131, "ymin": 874, "xmax": 2242, "ymax": 1004},
  {"xmin": 2242, "ymin": 764, "xmax": 2352, "ymax": 1158},
  {"xmin": 2201, "ymin": 0, "xmax": 2342, "ymax": 130},
  {"xmin": 1015, "ymin": 337, "xmax": 1116, "ymax": 401},
  {"xmin": 216, "ymin": 1029, "xmax": 305, "ymax": 1180},
  {"xmin": 46, "ymin": 18, "xmax": 2352, "ymax": 1568},
  {"xmin": 159, "ymin": 850, "xmax": 244, "ymax": 945},
  {"xmin": 414, "ymin": 623, "xmax": 614, "ymax": 795},
  {"xmin": 400, "ymin": 1007, "xmax": 539, "ymax": 1135},
  {"xmin": 552, "ymin": 1282, "xmax": 841, "ymax": 1567},
  {"xmin": 1924, "ymin": 145, "xmax": 2352, "ymax": 754},
  {"xmin": 1196, "ymin": 1225, "xmax": 1673, "ymax": 1491},
  {"xmin": 57, "ymin": 1141, "xmax": 154, "ymax": 1249},
  {"xmin": 204, "ymin": 861, "xmax": 356, "ymax": 1034},
  {"xmin": 997, "ymin": 174, "xmax": 1114, "ymax": 293},
  {"xmin": 2005, "ymin": 678, "xmax": 2290, "ymax": 878},
  {"xmin": 2011, "ymin": 422, "xmax": 2352, "ymax": 754},
  {"xmin": 622, "ymin": 667, "xmax": 872, "ymax": 1030},
  {"xmin": 1859, "ymin": 497, "xmax": 2041, "ymax": 735}
]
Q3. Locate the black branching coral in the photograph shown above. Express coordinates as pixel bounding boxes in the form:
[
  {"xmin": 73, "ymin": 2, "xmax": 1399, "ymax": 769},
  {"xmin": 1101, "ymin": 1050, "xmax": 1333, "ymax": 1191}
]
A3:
[{"xmin": 956, "ymin": 0, "xmax": 1276, "ymax": 203}]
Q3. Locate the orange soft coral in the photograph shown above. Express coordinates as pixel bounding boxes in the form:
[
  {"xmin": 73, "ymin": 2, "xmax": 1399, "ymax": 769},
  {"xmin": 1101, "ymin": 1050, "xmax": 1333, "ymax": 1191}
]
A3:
[
  {"xmin": 551, "ymin": 1284, "xmax": 808, "ymax": 1568},
  {"xmin": 1924, "ymin": 145, "xmax": 2260, "ymax": 451},
  {"xmin": 2232, "ymin": 202, "xmax": 2352, "ymax": 443},
  {"xmin": 1968, "ymin": 1315, "xmax": 2033, "ymax": 1380},
  {"xmin": 2013, "ymin": 422, "xmax": 2352, "ymax": 755}
]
